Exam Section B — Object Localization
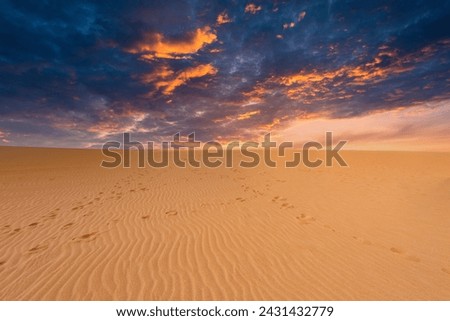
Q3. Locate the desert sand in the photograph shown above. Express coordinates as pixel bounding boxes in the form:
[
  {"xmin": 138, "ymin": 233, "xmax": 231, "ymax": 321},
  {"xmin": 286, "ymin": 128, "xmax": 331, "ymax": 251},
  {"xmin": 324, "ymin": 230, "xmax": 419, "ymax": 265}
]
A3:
[{"xmin": 0, "ymin": 146, "xmax": 449, "ymax": 300}]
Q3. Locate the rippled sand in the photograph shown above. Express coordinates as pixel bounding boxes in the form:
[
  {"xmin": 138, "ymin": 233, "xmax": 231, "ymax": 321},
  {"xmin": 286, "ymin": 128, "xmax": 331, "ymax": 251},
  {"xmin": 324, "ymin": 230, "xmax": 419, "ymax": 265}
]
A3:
[{"xmin": 0, "ymin": 147, "xmax": 449, "ymax": 300}]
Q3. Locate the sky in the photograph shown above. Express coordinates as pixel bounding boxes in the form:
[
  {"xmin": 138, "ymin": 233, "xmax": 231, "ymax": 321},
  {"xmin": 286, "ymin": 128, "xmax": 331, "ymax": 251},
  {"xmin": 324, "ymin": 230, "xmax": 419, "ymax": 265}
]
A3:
[{"xmin": 0, "ymin": 0, "xmax": 449, "ymax": 150}]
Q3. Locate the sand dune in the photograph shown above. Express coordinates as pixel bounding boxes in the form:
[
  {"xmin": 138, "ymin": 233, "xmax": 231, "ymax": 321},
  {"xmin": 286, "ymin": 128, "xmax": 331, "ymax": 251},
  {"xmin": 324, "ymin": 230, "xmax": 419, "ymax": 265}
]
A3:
[{"xmin": 0, "ymin": 147, "xmax": 449, "ymax": 300}]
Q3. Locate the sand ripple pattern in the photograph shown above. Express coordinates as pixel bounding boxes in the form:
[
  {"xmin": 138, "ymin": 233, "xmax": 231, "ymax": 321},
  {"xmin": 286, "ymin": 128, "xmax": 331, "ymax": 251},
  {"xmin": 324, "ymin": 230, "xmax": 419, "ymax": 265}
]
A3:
[{"xmin": 0, "ymin": 148, "xmax": 450, "ymax": 299}]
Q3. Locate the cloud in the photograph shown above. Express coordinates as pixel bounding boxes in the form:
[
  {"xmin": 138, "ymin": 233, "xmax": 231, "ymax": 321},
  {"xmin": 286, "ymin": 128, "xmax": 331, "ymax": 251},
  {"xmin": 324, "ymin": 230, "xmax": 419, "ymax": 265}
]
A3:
[
  {"xmin": 141, "ymin": 65, "xmax": 175, "ymax": 84},
  {"xmin": 0, "ymin": 0, "xmax": 449, "ymax": 149},
  {"xmin": 145, "ymin": 63, "xmax": 217, "ymax": 95},
  {"xmin": 128, "ymin": 26, "xmax": 217, "ymax": 59},
  {"xmin": 237, "ymin": 110, "xmax": 260, "ymax": 120},
  {"xmin": 297, "ymin": 11, "xmax": 306, "ymax": 22},
  {"xmin": 263, "ymin": 44, "xmax": 435, "ymax": 105},
  {"xmin": 217, "ymin": 11, "xmax": 232, "ymax": 25},
  {"xmin": 244, "ymin": 3, "xmax": 262, "ymax": 14},
  {"xmin": 283, "ymin": 22, "xmax": 295, "ymax": 29},
  {"xmin": 0, "ymin": 129, "xmax": 10, "ymax": 143},
  {"xmin": 87, "ymin": 110, "xmax": 149, "ymax": 138},
  {"xmin": 279, "ymin": 47, "xmax": 415, "ymax": 87},
  {"xmin": 259, "ymin": 117, "xmax": 281, "ymax": 131}
]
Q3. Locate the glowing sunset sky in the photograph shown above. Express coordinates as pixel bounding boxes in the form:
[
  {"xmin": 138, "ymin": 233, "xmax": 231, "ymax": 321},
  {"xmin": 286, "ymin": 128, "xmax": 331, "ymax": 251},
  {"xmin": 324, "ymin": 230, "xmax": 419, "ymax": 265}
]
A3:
[{"xmin": 0, "ymin": 0, "xmax": 449, "ymax": 149}]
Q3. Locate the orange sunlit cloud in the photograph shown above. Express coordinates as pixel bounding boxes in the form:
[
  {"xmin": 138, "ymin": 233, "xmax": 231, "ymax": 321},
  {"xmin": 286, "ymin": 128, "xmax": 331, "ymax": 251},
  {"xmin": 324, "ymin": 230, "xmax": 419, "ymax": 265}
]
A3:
[
  {"xmin": 264, "ymin": 46, "xmax": 424, "ymax": 101},
  {"xmin": 242, "ymin": 85, "xmax": 267, "ymax": 105},
  {"xmin": 279, "ymin": 48, "xmax": 414, "ymax": 86},
  {"xmin": 128, "ymin": 26, "xmax": 217, "ymax": 59},
  {"xmin": 237, "ymin": 110, "xmax": 261, "ymax": 120},
  {"xmin": 87, "ymin": 110, "xmax": 150, "ymax": 138},
  {"xmin": 259, "ymin": 117, "xmax": 281, "ymax": 131},
  {"xmin": 245, "ymin": 3, "xmax": 262, "ymax": 14},
  {"xmin": 141, "ymin": 65, "xmax": 174, "ymax": 84},
  {"xmin": 217, "ymin": 11, "xmax": 232, "ymax": 25},
  {"xmin": 145, "ymin": 63, "xmax": 217, "ymax": 95}
]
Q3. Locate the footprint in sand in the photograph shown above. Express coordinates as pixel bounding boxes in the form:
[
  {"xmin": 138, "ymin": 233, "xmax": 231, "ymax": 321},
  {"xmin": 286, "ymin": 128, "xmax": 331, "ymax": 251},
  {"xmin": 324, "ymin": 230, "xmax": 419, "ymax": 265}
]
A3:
[
  {"xmin": 390, "ymin": 247, "xmax": 421, "ymax": 263},
  {"xmin": 271, "ymin": 196, "xmax": 294, "ymax": 209},
  {"xmin": 62, "ymin": 223, "xmax": 74, "ymax": 230},
  {"xmin": 80, "ymin": 233, "xmax": 96, "ymax": 239},
  {"xmin": 165, "ymin": 210, "xmax": 178, "ymax": 216},
  {"xmin": 28, "ymin": 222, "xmax": 39, "ymax": 228},
  {"xmin": 272, "ymin": 196, "xmax": 287, "ymax": 202},
  {"xmin": 141, "ymin": 215, "xmax": 149, "ymax": 220},
  {"xmin": 0, "ymin": 261, "xmax": 5, "ymax": 266},
  {"xmin": 324, "ymin": 225, "xmax": 337, "ymax": 233},
  {"xmin": 252, "ymin": 189, "xmax": 264, "ymax": 196},
  {"xmin": 390, "ymin": 247, "xmax": 404, "ymax": 254},
  {"xmin": 73, "ymin": 232, "xmax": 97, "ymax": 242},
  {"xmin": 296, "ymin": 213, "xmax": 316, "ymax": 225},
  {"xmin": 44, "ymin": 212, "xmax": 58, "ymax": 220},
  {"xmin": 28, "ymin": 244, "xmax": 48, "ymax": 254},
  {"xmin": 82, "ymin": 211, "xmax": 94, "ymax": 217},
  {"xmin": 281, "ymin": 203, "xmax": 294, "ymax": 209},
  {"xmin": 352, "ymin": 236, "xmax": 371, "ymax": 244},
  {"xmin": 235, "ymin": 197, "xmax": 245, "ymax": 202}
]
